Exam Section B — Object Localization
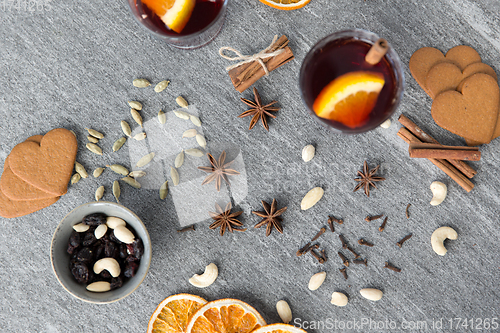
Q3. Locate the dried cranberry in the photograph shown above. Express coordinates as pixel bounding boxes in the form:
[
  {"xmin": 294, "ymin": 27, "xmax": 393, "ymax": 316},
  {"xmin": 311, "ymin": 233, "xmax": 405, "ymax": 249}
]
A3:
[
  {"xmin": 110, "ymin": 277, "xmax": 123, "ymax": 290},
  {"xmin": 132, "ymin": 238, "xmax": 144, "ymax": 260},
  {"xmin": 104, "ymin": 242, "xmax": 118, "ymax": 258},
  {"xmin": 71, "ymin": 262, "xmax": 89, "ymax": 284},
  {"xmin": 124, "ymin": 262, "xmax": 139, "ymax": 278},
  {"xmin": 100, "ymin": 270, "xmax": 112, "ymax": 279},
  {"xmin": 69, "ymin": 230, "xmax": 81, "ymax": 247},
  {"xmin": 83, "ymin": 232, "xmax": 97, "ymax": 246},
  {"xmin": 119, "ymin": 244, "xmax": 128, "ymax": 259},
  {"xmin": 76, "ymin": 247, "xmax": 93, "ymax": 264},
  {"xmin": 125, "ymin": 255, "xmax": 139, "ymax": 262},
  {"xmin": 82, "ymin": 213, "xmax": 107, "ymax": 226}
]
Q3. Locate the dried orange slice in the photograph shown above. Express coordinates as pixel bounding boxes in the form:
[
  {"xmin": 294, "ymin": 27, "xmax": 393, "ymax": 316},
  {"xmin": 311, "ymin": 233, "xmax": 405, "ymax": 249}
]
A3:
[
  {"xmin": 147, "ymin": 293, "xmax": 208, "ymax": 333},
  {"xmin": 185, "ymin": 298, "xmax": 267, "ymax": 333},
  {"xmin": 141, "ymin": 0, "xmax": 196, "ymax": 33},
  {"xmin": 313, "ymin": 71, "xmax": 385, "ymax": 128},
  {"xmin": 259, "ymin": 0, "xmax": 311, "ymax": 10},
  {"xmin": 252, "ymin": 323, "xmax": 308, "ymax": 333}
]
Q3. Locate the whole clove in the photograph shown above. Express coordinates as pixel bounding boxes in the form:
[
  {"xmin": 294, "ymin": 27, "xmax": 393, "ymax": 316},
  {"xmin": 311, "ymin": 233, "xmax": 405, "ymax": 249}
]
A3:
[
  {"xmin": 339, "ymin": 234, "xmax": 348, "ymax": 249},
  {"xmin": 384, "ymin": 261, "xmax": 401, "ymax": 272},
  {"xmin": 365, "ymin": 214, "xmax": 383, "ymax": 222},
  {"xmin": 329, "ymin": 215, "xmax": 343, "ymax": 224},
  {"xmin": 397, "ymin": 234, "xmax": 413, "ymax": 248},
  {"xmin": 358, "ymin": 238, "xmax": 374, "ymax": 247},
  {"xmin": 320, "ymin": 249, "xmax": 328, "ymax": 262},
  {"xmin": 177, "ymin": 225, "xmax": 195, "ymax": 232},
  {"xmin": 378, "ymin": 216, "xmax": 388, "ymax": 232},
  {"xmin": 353, "ymin": 258, "xmax": 368, "ymax": 266},
  {"xmin": 406, "ymin": 204, "xmax": 411, "ymax": 219},
  {"xmin": 327, "ymin": 216, "xmax": 335, "ymax": 232},
  {"xmin": 337, "ymin": 251, "xmax": 349, "ymax": 267},
  {"xmin": 346, "ymin": 246, "xmax": 361, "ymax": 259},
  {"xmin": 296, "ymin": 242, "xmax": 311, "ymax": 257},
  {"xmin": 311, "ymin": 227, "xmax": 326, "ymax": 242},
  {"xmin": 311, "ymin": 249, "xmax": 325, "ymax": 264},
  {"xmin": 339, "ymin": 267, "xmax": 348, "ymax": 280}
]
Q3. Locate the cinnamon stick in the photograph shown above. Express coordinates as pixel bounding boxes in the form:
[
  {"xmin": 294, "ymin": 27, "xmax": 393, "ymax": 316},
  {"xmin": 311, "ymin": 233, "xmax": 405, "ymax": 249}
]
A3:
[
  {"xmin": 397, "ymin": 128, "xmax": 474, "ymax": 192},
  {"xmin": 409, "ymin": 143, "xmax": 481, "ymax": 161},
  {"xmin": 365, "ymin": 38, "xmax": 388, "ymax": 65},
  {"xmin": 398, "ymin": 114, "xmax": 477, "ymax": 178},
  {"xmin": 228, "ymin": 35, "xmax": 294, "ymax": 93}
]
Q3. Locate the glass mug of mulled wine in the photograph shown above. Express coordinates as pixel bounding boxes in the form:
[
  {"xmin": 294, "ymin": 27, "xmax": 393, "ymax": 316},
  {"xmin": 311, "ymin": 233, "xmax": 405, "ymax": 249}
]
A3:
[
  {"xmin": 127, "ymin": 0, "xmax": 228, "ymax": 49},
  {"xmin": 299, "ymin": 29, "xmax": 405, "ymax": 134}
]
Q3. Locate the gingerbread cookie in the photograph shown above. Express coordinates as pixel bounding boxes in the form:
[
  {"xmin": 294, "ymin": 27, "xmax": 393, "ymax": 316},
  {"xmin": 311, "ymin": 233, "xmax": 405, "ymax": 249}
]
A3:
[
  {"xmin": 0, "ymin": 188, "xmax": 59, "ymax": 218},
  {"xmin": 8, "ymin": 128, "xmax": 77, "ymax": 196},
  {"xmin": 431, "ymin": 73, "xmax": 500, "ymax": 144}
]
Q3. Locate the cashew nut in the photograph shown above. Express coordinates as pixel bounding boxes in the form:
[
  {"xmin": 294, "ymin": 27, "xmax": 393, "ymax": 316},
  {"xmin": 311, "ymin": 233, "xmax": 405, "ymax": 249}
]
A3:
[
  {"xmin": 114, "ymin": 225, "xmax": 135, "ymax": 244},
  {"xmin": 94, "ymin": 224, "xmax": 108, "ymax": 240},
  {"xmin": 73, "ymin": 223, "xmax": 89, "ymax": 232},
  {"xmin": 276, "ymin": 300, "xmax": 292, "ymax": 324},
  {"xmin": 360, "ymin": 288, "xmax": 383, "ymax": 301},
  {"xmin": 189, "ymin": 263, "xmax": 218, "ymax": 288},
  {"xmin": 430, "ymin": 181, "xmax": 447, "ymax": 206},
  {"xmin": 86, "ymin": 281, "xmax": 111, "ymax": 292},
  {"xmin": 431, "ymin": 226, "xmax": 457, "ymax": 256},
  {"xmin": 330, "ymin": 292, "xmax": 348, "ymax": 306},
  {"xmin": 106, "ymin": 216, "xmax": 126, "ymax": 229},
  {"xmin": 308, "ymin": 272, "xmax": 326, "ymax": 291},
  {"xmin": 93, "ymin": 258, "xmax": 121, "ymax": 277}
]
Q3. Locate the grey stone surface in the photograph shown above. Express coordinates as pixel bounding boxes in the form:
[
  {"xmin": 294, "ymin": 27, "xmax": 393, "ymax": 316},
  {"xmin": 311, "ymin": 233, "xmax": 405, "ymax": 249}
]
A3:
[{"xmin": 1, "ymin": 0, "xmax": 500, "ymax": 332}]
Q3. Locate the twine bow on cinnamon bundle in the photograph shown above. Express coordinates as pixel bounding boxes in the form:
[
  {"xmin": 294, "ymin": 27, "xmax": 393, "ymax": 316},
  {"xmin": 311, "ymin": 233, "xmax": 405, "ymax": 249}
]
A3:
[{"xmin": 219, "ymin": 35, "xmax": 294, "ymax": 92}]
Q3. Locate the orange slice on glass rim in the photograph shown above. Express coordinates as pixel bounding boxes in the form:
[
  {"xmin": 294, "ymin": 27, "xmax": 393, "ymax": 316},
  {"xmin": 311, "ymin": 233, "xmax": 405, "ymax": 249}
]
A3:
[
  {"xmin": 185, "ymin": 298, "xmax": 267, "ymax": 333},
  {"xmin": 147, "ymin": 293, "xmax": 208, "ymax": 333},
  {"xmin": 141, "ymin": 0, "xmax": 196, "ymax": 33},
  {"xmin": 313, "ymin": 71, "xmax": 385, "ymax": 128},
  {"xmin": 259, "ymin": 0, "xmax": 311, "ymax": 10},
  {"xmin": 252, "ymin": 323, "xmax": 308, "ymax": 333}
]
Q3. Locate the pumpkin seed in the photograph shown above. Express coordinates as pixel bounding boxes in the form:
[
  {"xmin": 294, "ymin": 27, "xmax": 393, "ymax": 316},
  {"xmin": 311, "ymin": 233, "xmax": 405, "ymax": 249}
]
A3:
[
  {"xmin": 71, "ymin": 173, "xmax": 81, "ymax": 184},
  {"xmin": 158, "ymin": 110, "xmax": 166, "ymax": 124},
  {"xmin": 170, "ymin": 167, "xmax": 179, "ymax": 186},
  {"xmin": 95, "ymin": 185, "xmax": 105, "ymax": 201},
  {"xmin": 176, "ymin": 96, "xmax": 189, "ymax": 108},
  {"xmin": 93, "ymin": 167, "xmax": 105, "ymax": 178},
  {"xmin": 159, "ymin": 181, "xmax": 168, "ymax": 200},
  {"xmin": 154, "ymin": 80, "xmax": 170, "ymax": 93},
  {"xmin": 190, "ymin": 115, "xmax": 201, "ymax": 127},
  {"xmin": 86, "ymin": 128, "xmax": 104, "ymax": 139},
  {"xmin": 185, "ymin": 148, "xmax": 204, "ymax": 157},
  {"xmin": 113, "ymin": 137, "xmax": 127, "ymax": 152},
  {"xmin": 75, "ymin": 162, "xmax": 88, "ymax": 178},
  {"xmin": 121, "ymin": 176, "xmax": 141, "ymax": 189},
  {"xmin": 175, "ymin": 150, "xmax": 184, "ymax": 168},
  {"xmin": 131, "ymin": 109, "xmax": 143, "ymax": 127},
  {"xmin": 86, "ymin": 143, "xmax": 103, "ymax": 155},
  {"xmin": 128, "ymin": 101, "xmax": 143, "ymax": 110},
  {"xmin": 196, "ymin": 134, "xmax": 207, "ymax": 148},
  {"xmin": 87, "ymin": 136, "xmax": 99, "ymax": 144},
  {"xmin": 134, "ymin": 132, "xmax": 146, "ymax": 141},
  {"xmin": 136, "ymin": 152, "xmax": 155, "ymax": 167},
  {"xmin": 182, "ymin": 129, "xmax": 197, "ymax": 138},
  {"xmin": 129, "ymin": 170, "xmax": 146, "ymax": 178},
  {"xmin": 302, "ymin": 145, "xmax": 315, "ymax": 162},
  {"xmin": 121, "ymin": 121, "xmax": 132, "ymax": 137},
  {"xmin": 300, "ymin": 187, "xmax": 324, "ymax": 210},
  {"xmin": 133, "ymin": 78, "xmax": 151, "ymax": 88},
  {"xmin": 107, "ymin": 164, "xmax": 129, "ymax": 176},
  {"xmin": 173, "ymin": 110, "xmax": 190, "ymax": 120},
  {"xmin": 112, "ymin": 181, "xmax": 120, "ymax": 203}
]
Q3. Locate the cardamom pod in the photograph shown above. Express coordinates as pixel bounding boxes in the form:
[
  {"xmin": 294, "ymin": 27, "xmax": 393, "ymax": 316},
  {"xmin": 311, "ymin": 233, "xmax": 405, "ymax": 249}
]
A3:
[
  {"xmin": 182, "ymin": 129, "xmax": 197, "ymax": 138},
  {"xmin": 112, "ymin": 180, "xmax": 120, "ymax": 203},
  {"xmin": 121, "ymin": 176, "xmax": 141, "ymax": 189},
  {"xmin": 136, "ymin": 152, "xmax": 155, "ymax": 167},
  {"xmin": 113, "ymin": 137, "xmax": 127, "ymax": 152},
  {"xmin": 176, "ymin": 96, "xmax": 189, "ymax": 109},
  {"xmin": 170, "ymin": 167, "xmax": 179, "ymax": 186},
  {"xmin": 154, "ymin": 80, "xmax": 170, "ymax": 93},
  {"xmin": 87, "ymin": 136, "xmax": 99, "ymax": 144},
  {"xmin": 133, "ymin": 78, "xmax": 151, "ymax": 88},
  {"xmin": 159, "ymin": 181, "xmax": 168, "ymax": 200},
  {"xmin": 128, "ymin": 101, "xmax": 143, "ymax": 110},
  {"xmin": 121, "ymin": 121, "xmax": 132, "ymax": 137},
  {"xmin": 75, "ymin": 162, "xmax": 88, "ymax": 178},
  {"xmin": 190, "ymin": 115, "xmax": 201, "ymax": 127},
  {"xmin": 129, "ymin": 170, "xmax": 146, "ymax": 178},
  {"xmin": 174, "ymin": 150, "xmax": 184, "ymax": 168},
  {"xmin": 131, "ymin": 109, "xmax": 143, "ymax": 127},
  {"xmin": 95, "ymin": 185, "xmax": 105, "ymax": 201},
  {"xmin": 71, "ymin": 173, "xmax": 81, "ymax": 184},
  {"xmin": 93, "ymin": 167, "xmax": 105, "ymax": 178},
  {"xmin": 86, "ymin": 143, "xmax": 103, "ymax": 155},
  {"xmin": 158, "ymin": 110, "xmax": 166, "ymax": 124},
  {"xmin": 134, "ymin": 132, "xmax": 146, "ymax": 141},
  {"xmin": 86, "ymin": 128, "xmax": 104, "ymax": 139},
  {"xmin": 107, "ymin": 164, "xmax": 129, "ymax": 176},
  {"xmin": 185, "ymin": 148, "xmax": 204, "ymax": 157},
  {"xmin": 173, "ymin": 110, "xmax": 190, "ymax": 120},
  {"xmin": 196, "ymin": 134, "xmax": 207, "ymax": 149}
]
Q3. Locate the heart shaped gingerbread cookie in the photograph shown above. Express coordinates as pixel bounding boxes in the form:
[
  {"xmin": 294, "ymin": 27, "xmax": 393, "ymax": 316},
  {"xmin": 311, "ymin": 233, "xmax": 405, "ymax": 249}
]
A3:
[
  {"xmin": 8, "ymin": 128, "xmax": 77, "ymax": 196},
  {"xmin": 0, "ymin": 189, "xmax": 59, "ymax": 218},
  {"xmin": 431, "ymin": 73, "xmax": 500, "ymax": 144}
]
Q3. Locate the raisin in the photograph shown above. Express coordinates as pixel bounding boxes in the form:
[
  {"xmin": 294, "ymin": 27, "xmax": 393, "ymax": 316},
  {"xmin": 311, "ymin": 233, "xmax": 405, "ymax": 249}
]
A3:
[
  {"xmin": 76, "ymin": 247, "xmax": 93, "ymax": 264},
  {"xmin": 109, "ymin": 231, "xmax": 120, "ymax": 243},
  {"xmin": 71, "ymin": 262, "xmax": 89, "ymax": 284},
  {"xmin": 126, "ymin": 255, "xmax": 139, "ymax": 262},
  {"xmin": 83, "ymin": 232, "xmax": 97, "ymax": 246},
  {"xmin": 104, "ymin": 242, "xmax": 118, "ymax": 258},
  {"xmin": 124, "ymin": 262, "xmax": 139, "ymax": 278},
  {"xmin": 67, "ymin": 243, "xmax": 77, "ymax": 255},
  {"xmin": 94, "ymin": 242, "xmax": 105, "ymax": 260},
  {"xmin": 119, "ymin": 244, "xmax": 128, "ymax": 259},
  {"xmin": 69, "ymin": 230, "xmax": 81, "ymax": 247},
  {"xmin": 132, "ymin": 238, "xmax": 144, "ymax": 260},
  {"xmin": 82, "ymin": 213, "xmax": 107, "ymax": 226},
  {"xmin": 110, "ymin": 277, "xmax": 123, "ymax": 290},
  {"xmin": 100, "ymin": 270, "xmax": 112, "ymax": 279}
]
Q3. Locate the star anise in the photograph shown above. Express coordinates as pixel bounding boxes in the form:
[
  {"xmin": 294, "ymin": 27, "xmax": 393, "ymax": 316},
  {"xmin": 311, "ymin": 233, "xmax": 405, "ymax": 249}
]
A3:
[
  {"xmin": 353, "ymin": 161, "xmax": 385, "ymax": 197},
  {"xmin": 252, "ymin": 199, "xmax": 287, "ymax": 236},
  {"xmin": 198, "ymin": 151, "xmax": 240, "ymax": 192},
  {"xmin": 239, "ymin": 87, "xmax": 280, "ymax": 131},
  {"xmin": 209, "ymin": 202, "xmax": 245, "ymax": 236}
]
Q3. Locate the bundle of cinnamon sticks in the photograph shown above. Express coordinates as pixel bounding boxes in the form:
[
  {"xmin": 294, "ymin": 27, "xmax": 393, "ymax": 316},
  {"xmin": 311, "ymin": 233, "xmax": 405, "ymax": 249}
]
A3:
[{"xmin": 397, "ymin": 114, "xmax": 476, "ymax": 192}]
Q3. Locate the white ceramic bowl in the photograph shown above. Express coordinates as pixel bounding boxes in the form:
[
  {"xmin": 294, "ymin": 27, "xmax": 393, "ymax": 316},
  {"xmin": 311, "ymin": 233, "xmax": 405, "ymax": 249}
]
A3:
[{"xmin": 50, "ymin": 201, "xmax": 151, "ymax": 303}]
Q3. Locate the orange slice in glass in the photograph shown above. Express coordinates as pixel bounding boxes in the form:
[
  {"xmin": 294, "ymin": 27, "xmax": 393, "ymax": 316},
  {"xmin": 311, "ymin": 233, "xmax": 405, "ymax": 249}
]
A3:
[
  {"xmin": 141, "ymin": 0, "xmax": 196, "ymax": 33},
  {"xmin": 252, "ymin": 323, "xmax": 308, "ymax": 333},
  {"xmin": 313, "ymin": 71, "xmax": 385, "ymax": 128},
  {"xmin": 147, "ymin": 293, "xmax": 208, "ymax": 333},
  {"xmin": 259, "ymin": 0, "xmax": 311, "ymax": 10},
  {"xmin": 185, "ymin": 298, "xmax": 267, "ymax": 333}
]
